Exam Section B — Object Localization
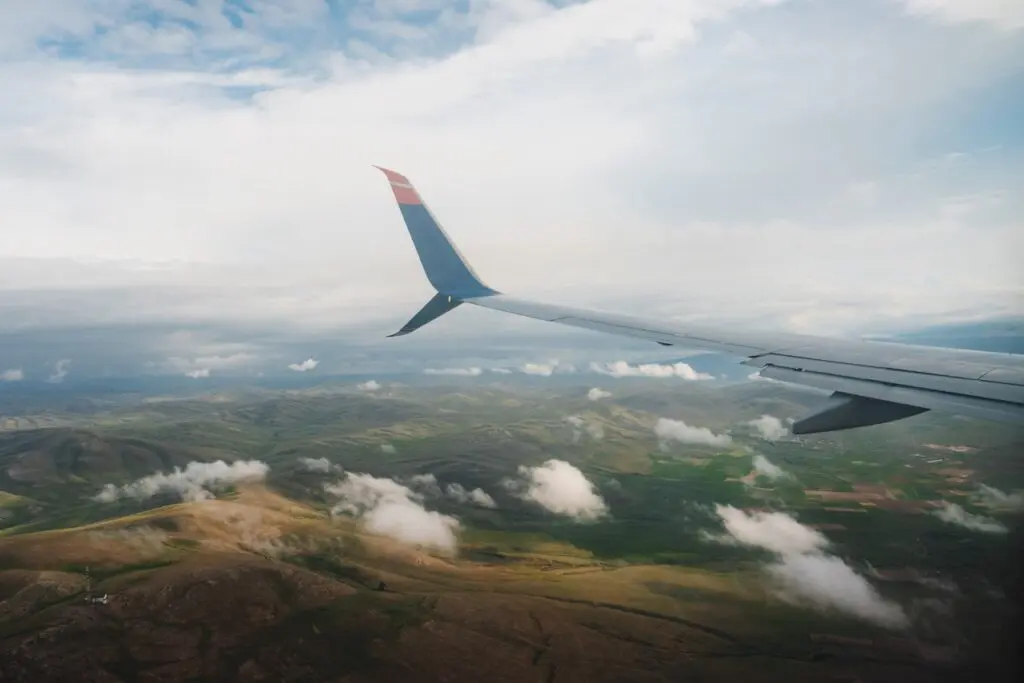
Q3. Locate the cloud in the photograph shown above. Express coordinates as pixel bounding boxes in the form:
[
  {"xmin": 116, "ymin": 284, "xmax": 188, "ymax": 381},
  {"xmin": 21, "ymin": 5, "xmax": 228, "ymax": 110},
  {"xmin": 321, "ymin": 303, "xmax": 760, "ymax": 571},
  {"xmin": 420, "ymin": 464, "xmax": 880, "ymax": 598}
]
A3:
[
  {"xmin": 565, "ymin": 414, "xmax": 604, "ymax": 443},
  {"xmin": 590, "ymin": 360, "xmax": 713, "ymax": 380},
  {"xmin": 46, "ymin": 359, "xmax": 70, "ymax": 384},
  {"xmin": 489, "ymin": 367, "xmax": 513, "ymax": 374},
  {"xmin": 357, "ymin": 379, "xmax": 381, "ymax": 391},
  {"xmin": 186, "ymin": 368, "xmax": 210, "ymax": 379},
  {"xmin": 655, "ymin": 417, "xmax": 732, "ymax": 447},
  {"xmin": 94, "ymin": 459, "xmax": 269, "ymax": 503},
  {"xmin": 380, "ymin": 443, "xmax": 397, "ymax": 454},
  {"xmin": 445, "ymin": 483, "xmax": 498, "ymax": 509},
  {"xmin": 288, "ymin": 357, "xmax": 319, "ymax": 372},
  {"xmin": 520, "ymin": 359, "xmax": 576, "ymax": 376},
  {"xmin": 507, "ymin": 459, "xmax": 608, "ymax": 522},
  {"xmin": 899, "ymin": 0, "xmax": 1024, "ymax": 30},
  {"xmin": 709, "ymin": 505, "xmax": 908, "ymax": 629},
  {"xmin": 932, "ymin": 502, "xmax": 1008, "ymax": 534},
  {"xmin": 974, "ymin": 484, "xmax": 1024, "ymax": 511},
  {"xmin": 298, "ymin": 456, "xmax": 334, "ymax": 473},
  {"xmin": 325, "ymin": 472, "xmax": 460, "ymax": 554},
  {"xmin": 752, "ymin": 454, "xmax": 791, "ymax": 481},
  {"xmin": 424, "ymin": 366, "xmax": 483, "ymax": 376},
  {"xmin": 0, "ymin": 0, "xmax": 1021, "ymax": 378},
  {"xmin": 766, "ymin": 553, "xmax": 910, "ymax": 630},
  {"xmin": 587, "ymin": 387, "xmax": 612, "ymax": 400},
  {"xmin": 0, "ymin": 368, "xmax": 23, "ymax": 381},
  {"xmin": 713, "ymin": 505, "xmax": 829, "ymax": 556},
  {"xmin": 748, "ymin": 415, "xmax": 789, "ymax": 441}
]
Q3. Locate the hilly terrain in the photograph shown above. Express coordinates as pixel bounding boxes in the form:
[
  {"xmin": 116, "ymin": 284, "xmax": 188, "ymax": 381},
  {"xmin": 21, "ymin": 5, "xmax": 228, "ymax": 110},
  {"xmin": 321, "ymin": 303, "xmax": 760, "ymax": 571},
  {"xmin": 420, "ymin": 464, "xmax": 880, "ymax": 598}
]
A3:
[{"xmin": 0, "ymin": 377, "xmax": 1021, "ymax": 682}]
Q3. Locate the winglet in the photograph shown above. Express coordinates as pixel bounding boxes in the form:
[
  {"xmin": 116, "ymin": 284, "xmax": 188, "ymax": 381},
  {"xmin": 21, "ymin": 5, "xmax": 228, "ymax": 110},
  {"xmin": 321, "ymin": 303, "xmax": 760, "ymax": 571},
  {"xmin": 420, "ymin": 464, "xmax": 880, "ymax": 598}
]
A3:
[
  {"xmin": 374, "ymin": 166, "xmax": 499, "ymax": 300},
  {"xmin": 388, "ymin": 292, "xmax": 462, "ymax": 337}
]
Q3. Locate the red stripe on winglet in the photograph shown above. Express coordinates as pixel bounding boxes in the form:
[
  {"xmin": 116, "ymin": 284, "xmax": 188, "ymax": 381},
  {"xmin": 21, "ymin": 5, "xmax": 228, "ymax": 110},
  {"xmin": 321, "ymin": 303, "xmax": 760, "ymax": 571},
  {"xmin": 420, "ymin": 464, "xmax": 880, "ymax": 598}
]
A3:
[
  {"xmin": 374, "ymin": 166, "xmax": 410, "ymax": 185},
  {"xmin": 391, "ymin": 184, "xmax": 421, "ymax": 205}
]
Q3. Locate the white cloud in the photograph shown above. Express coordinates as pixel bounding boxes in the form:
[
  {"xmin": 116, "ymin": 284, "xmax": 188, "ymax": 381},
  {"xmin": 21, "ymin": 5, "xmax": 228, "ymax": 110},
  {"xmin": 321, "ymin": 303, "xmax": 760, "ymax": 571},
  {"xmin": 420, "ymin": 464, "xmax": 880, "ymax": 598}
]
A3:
[
  {"xmin": 298, "ymin": 456, "xmax": 333, "ymax": 473},
  {"xmin": 46, "ymin": 359, "xmax": 70, "ymax": 384},
  {"xmin": 507, "ymin": 459, "xmax": 608, "ymax": 522},
  {"xmin": 587, "ymin": 387, "xmax": 612, "ymax": 400},
  {"xmin": 325, "ymin": 472, "xmax": 460, "ymax": 554},
  {"xmin": 357, "ymin": 379, "xmax": 381, "ymax": 391},
  {"xmin": 713, "ymin": 505, "xmax": 829, "ymax": 556},
  {"xmin": 521, "ymin": 359, "xmax": 575, "ymax": 376},
  {"xmin": 380, "ymin": 443, "xmax": 397, "ymax": 454},
  {"xmin": 752, "ymin": 454, "xmax": 791, "ymax": 481},
  {"xmin": 590, "ymin": 360, "xmax": 713, "ymax": 380},
  {"xmin": 974, "ymin": 484, "xmax": 1024, "ymax": 512},
  {"xmin": 424, "ymin": 366, "xmax": 483, "ymax": 376},
  {"xmin": 766, "ymin": 553, "xmax": 910, "ymax": 630},
  {"xmin": 0, "ymin": 0, "xmax": 1021, "ymax": 374},
  {"xmin": 710, "ymin": 505, "xmax": 908, "ymax": 629},
  {"xmin": 932, "ymin": 502, "xmax": 1008, "ymax": 534},
  {"xmin": 94, "ymin": 459, "xmax": 269, "ymax": 503},
  {"xmin": 748, "ymin": 415, "xmax": 789, "ymax": 441},
  {"xmin": 186, "ymin": 368, "xmax": 210, "ymax": 378},
  {"xmin": 0, "ymin": 368, "xmax": 23, "ymax": 381},
  {"xmin": 288, "ymin": 357, "xmax": 319, "ymax": 372},
  {"xmin": 489, "ymin": 367, "xmax": 513, "ymax": 374},
  {"xmin": 445, "ymin": 482, "xmax": 498, "ymax": 509},
  {"xmin": 655, "ymin": 417, "xmax": 732, "ymax": 447},
  {"xmin": 565, "ymin": 414, "xmax": 604, "ymax": 442}
]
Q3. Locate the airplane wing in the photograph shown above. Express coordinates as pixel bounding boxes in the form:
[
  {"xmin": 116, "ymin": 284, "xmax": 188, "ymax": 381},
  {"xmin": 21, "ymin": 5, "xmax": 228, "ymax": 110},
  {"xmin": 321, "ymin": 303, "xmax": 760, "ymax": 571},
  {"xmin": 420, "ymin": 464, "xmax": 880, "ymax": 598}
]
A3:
[{"xmin": 374, "ymin": 166, "xmax": 1024, "ymax": 434}]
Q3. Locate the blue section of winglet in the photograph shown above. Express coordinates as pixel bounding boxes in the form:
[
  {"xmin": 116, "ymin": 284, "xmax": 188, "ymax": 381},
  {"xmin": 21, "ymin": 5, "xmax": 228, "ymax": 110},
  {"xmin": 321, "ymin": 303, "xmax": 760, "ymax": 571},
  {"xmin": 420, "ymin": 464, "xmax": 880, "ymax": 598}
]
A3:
[
  {"xmin": 397, "ymin": 203, "xmax": 499, "ymax": 299},
  {"xmin": 388, "ymin": 292, "xmax": 462, "ymax": 337}
]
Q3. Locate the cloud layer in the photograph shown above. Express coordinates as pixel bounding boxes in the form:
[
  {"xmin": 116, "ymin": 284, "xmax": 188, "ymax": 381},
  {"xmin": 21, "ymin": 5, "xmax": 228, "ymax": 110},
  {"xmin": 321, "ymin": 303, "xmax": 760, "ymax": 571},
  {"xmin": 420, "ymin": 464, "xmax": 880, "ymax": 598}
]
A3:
[{"xmin": 655, "ymin": 417, "xmax": 733, "ymax": 447}]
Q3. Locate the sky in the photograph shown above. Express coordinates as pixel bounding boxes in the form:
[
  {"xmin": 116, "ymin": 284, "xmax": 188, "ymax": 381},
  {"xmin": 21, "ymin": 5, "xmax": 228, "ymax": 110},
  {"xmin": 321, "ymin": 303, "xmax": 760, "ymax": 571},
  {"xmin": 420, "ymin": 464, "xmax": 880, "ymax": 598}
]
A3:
[{"xmin": 0, "ymin": 0, "xmax": 1022, "ymax": 380}]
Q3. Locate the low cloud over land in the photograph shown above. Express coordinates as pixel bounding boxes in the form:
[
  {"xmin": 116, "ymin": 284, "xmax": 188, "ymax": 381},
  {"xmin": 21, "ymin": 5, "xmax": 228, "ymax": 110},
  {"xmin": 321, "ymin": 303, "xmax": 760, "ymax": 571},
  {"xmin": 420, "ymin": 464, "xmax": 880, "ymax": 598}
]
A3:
[
  {"xmin": 94, "ymin": 460, "xmax": 269, "ymax": 504},
  {"xmin": 709, "ymin": 505, "xmax": 908, "ymax": 629},
  {"xmin": 655, "ymin": 417, "xmax": 732, "ymax": 447},
  {"xmin": 591, "ymin": 361, "xmax": 713, "ymax": 380},
  {"xmin": 506, "ymin": 459, "xmax": 608, "ymax": 522},
  {"xmin": 748, "ymin": 415, "xmax": 789, "ymax": 441},
  {"xmin": 326, "ymin": 473, "xmax": 460, "ymax": 554}
]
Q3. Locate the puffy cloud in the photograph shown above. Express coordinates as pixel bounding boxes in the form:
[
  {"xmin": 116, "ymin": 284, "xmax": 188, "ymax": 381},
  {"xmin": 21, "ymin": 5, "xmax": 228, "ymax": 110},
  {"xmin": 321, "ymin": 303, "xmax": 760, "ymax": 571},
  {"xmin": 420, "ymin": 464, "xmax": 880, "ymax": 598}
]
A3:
[
  {"xmin": 0, "ymin": 368, "xmax": 23, "ymax": 381},
  {"xmin": 298, "ymin": 456, "xmax": 333, "ymax": 473},
  {"xmin": 521, "ymin": 360, "xmax": 575, "ymax": 376},
  {"xmin": 932, "ymin": 502, "xmax": 1008, "ymax": 534},
  {"xmin": 325, "ymin": 472, "xmax": 460, "ymax": 554},
  {"xmin": 709, "ymin": 505, "xmax": 908, "ymax": 629},
  {"xmin": 445, "ymin": 482, "xmax": 498, "ymax": 509},
  {"xmin": 357, "ymin": 379, "xmax": 381, "ymax": 391},
  {"xmin": 766, "ymin": 553, "xmax": 910, "ymax": 630},
  {"xmin": 712, "ymin": 505, "xmax": 829, "ymax": 556},
  {"xmin": 424, "ymin": 366, "xmax": 483, "ymax": 376},
  {"xmin": 654, "ymin": 417, "xmax": 732, "ymax": 447},
  {"xmin": 590, "ymin": 360, "xmax": 713, "ymax": 380},
  {"xmin": 507, "ymin": 459, "xmax": 608, "ymax": 522},
  {"xmin": 288, "ymin": 357, "xmax": 319, "ymax": 372},
  {"xmin": 752, "ymin": 454, "xmax": 791, "ymax": 481},
  {"xmin": 94, "ymin": 459, "xmax": 269, "ymax": 503},
  {"xmin": 748, "ymin": 415, "xmax": 789, "ymax": 441},
  {"xmin": 587, "ymin": 387, "xmax": 612, "ymax": 400},
  {"xmin": 186, "ymin": 368, "xmax": 210, "ymax": 379}
]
